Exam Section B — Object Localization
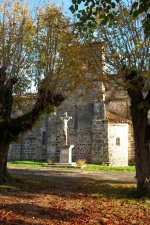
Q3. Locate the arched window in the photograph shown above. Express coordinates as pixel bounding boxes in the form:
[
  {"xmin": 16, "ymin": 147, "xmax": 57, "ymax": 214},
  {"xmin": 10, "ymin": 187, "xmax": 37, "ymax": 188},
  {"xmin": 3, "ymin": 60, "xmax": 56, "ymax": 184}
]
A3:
[
  {"xmin": 148, "ymin": 110, "xmax": 150, "ymax": 125},
  {"xmin": 42, "ymin": 131, "xmax": 46, "ymax": 145},
  {"xmin": 73, "ymin": 105, "xmax": 78, "ymax": 130},
  {"xmin": 116, "ymin": 137, "xmax": 120, "ymax": 146}
]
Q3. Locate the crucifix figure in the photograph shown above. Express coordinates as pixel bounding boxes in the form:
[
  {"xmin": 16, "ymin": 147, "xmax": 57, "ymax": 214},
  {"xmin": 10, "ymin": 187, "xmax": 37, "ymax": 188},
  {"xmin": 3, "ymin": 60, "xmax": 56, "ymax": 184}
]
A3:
[{"xmin": 60, "ymin": 112, "xmax": 72, "ymax": 145}]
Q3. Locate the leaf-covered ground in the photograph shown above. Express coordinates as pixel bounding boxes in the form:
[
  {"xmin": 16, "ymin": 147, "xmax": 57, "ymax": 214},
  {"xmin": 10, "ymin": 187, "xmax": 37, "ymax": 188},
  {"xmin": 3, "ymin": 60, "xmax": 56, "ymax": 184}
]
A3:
[{"xmin": 0, "ymin": 172, "xmax": 150, "ymax": 225}]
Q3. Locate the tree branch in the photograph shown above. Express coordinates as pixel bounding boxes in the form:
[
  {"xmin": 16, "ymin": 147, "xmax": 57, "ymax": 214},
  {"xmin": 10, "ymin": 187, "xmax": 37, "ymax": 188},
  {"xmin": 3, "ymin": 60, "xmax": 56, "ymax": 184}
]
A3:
[
  {"xmin": 9, "ymin": 90, "xmax": 64, "ymax": 139},
  {"xmin": 145, "ymin": 90, "xmax": 150, "ymax": 103}
]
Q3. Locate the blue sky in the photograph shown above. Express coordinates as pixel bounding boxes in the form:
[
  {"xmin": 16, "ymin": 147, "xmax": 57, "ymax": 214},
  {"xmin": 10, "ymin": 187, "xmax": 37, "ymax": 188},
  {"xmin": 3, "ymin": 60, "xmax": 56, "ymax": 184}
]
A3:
[
  {"xmin": 33, "ymin": 0, "xmax": 73, "ymax": 17},
  {"xmin": 48, "ymin": 0, "xmax": 72, "ymax": 15}
]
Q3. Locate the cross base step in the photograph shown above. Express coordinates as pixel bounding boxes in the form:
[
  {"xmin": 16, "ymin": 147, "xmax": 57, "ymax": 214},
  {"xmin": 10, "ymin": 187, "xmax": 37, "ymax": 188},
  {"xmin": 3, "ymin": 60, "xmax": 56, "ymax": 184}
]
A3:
[{"xmin": 48, "ymin": 162, "xmax": 77, "ymax": 168}]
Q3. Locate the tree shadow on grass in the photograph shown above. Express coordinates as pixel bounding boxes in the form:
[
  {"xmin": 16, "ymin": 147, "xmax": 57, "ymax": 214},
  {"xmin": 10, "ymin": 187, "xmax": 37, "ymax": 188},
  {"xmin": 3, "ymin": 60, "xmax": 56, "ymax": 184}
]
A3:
[
  {"xmin": 0, "ymin": 220, "xmax": 32, "ymax": 225},
  {"xmin": 1, "ymin": 169, "xmax": 150, "ymax": 225},
  {"xmin": 1, "ymin": 169, "xmax": 149, "ymax": 200},
  {"xmin": 85, "ymin": 181, "xmax": 138, "ymax": 199}
]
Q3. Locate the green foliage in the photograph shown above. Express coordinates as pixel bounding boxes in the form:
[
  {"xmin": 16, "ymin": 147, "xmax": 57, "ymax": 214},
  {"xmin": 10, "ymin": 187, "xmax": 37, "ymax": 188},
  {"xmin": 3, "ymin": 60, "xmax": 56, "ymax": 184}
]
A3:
[
  {"xmin": 70, "ymin": 0, "xmax": 118, "ymax": 35},
  {"xmin": 131, "ymin": 0, "xmax": 150, "ymax": 37},
  {"xmin": 70, "ymin": 0, "xmax": 150, "ymax": 37}
]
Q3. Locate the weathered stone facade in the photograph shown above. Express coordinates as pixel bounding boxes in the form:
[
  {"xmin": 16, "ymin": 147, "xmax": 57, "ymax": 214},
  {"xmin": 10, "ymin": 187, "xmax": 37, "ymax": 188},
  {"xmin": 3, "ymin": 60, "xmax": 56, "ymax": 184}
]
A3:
[
  {"xmin": 9, "ymin": 120, "xmax": 47, "ymax": 161},
  {"xmin": 8, "ymin": 88, "xmax": 135, "ymax": 166},
  {"xmin": 108, "ymin": 123, "xmax": 128, "ymax": 166},
  {"xmin": 91, "ymin": 120, "xmax": 108, "ymax": 164}
]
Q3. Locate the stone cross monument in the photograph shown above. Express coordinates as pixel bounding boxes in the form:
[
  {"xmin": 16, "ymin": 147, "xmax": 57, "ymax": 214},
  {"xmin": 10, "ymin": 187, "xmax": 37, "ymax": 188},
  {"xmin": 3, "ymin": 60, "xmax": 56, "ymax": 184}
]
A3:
[
  {"xmin": 60, "ymin": 112, "xmax": 72, "ymax": 145},
  {"xmin": 59, "ymin": 112, "xmax": 74, "ymax": 164}
]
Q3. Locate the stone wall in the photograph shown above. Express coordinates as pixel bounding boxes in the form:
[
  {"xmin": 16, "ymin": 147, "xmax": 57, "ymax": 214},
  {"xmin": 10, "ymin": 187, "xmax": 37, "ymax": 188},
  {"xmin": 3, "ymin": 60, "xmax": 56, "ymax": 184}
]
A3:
[
  {"xmin": 8, "ymin": 91, "xmax": 95, "ymax": 162},
  {"xmin": 128, "ymin": 123, "xmax": 135, "ymax": 164},
  {"xmin": 108, "ymin": 123, "xmax": 128, "ymax": 166},
  {"xmin": 8, "ymin": 119, "xmax": 47, "ymax": 160},
  {"xmin": 50, "ymin": 100, "xmax": 93, "ymax": 163},
  {"xmin": 91, "ymin": 120, "xmax": 109, "ymax": 164},
  {"xmin": 106, "ymin": 98, "xmax": 130, "ymax": 118},
  {"xmin": 8, "ymin": 88, "xmax": 135, "ymax": 165},
  {"xmin": 46, "ymin": 115, "xmax": 57, "ymax": 161}
]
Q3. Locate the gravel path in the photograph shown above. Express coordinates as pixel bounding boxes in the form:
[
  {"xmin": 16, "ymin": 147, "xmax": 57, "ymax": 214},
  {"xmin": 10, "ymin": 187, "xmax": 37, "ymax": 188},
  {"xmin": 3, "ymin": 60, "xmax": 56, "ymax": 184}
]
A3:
[{"xmin": 9, "ymin": 167, "xmax": 136, "ymax": 184}]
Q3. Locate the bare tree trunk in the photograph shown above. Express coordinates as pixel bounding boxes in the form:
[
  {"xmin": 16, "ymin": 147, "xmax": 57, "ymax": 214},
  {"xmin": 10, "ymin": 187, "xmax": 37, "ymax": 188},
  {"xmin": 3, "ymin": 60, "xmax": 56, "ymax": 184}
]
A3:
[
  {"xmin": 0, "ymin": 143, "xmax": 9, "ymax": 183},
  {"xmin": 0, "ymin": 152, "xmax": 5, "ymax": 182},
  {"xmin": 125, "ymin": 70, "xmax": 150, "ymax": 196},
  {"xmin": 131, "ymin": 110, "xmax": 150, "ymax": 196},
  {"xmin": 0, "ymin": 67, "xmax": 64, "ymax": 184},
  {"xmin": 4, "ymin": 152, "xmax": 9, "ymax": 177}
]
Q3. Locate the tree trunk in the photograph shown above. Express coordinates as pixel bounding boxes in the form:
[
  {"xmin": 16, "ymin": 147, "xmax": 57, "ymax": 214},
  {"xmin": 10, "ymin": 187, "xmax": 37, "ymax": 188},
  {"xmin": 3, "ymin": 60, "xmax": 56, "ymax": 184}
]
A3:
[
  {"xmin": 131, "ymin": 109, "xmax": 150, "ymax": 196},
  {"xmin": 0, "ymin": 142, "xmax": 10, "ymax": 183},
  {"xmin": 125, "ymin": 70, "xmax": 150, "ymax": 196},
  {"xmin": 4, "ymin": 152, "xmax": 9, "ymax": 177},
  {"xmin": 0, "ymin": 67, "xmax": 65, "ymax": 184}
]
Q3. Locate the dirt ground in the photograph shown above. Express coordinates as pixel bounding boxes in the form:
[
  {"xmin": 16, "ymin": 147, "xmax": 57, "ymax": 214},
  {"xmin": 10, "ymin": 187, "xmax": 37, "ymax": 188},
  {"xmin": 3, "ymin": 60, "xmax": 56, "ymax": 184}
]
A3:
[
  {"xmin": 9, "ymin": 167, "xmax": 137, "ymax": 183},
  {"xmin": 0, "ymin": 168, "xmax": 149, "ymax": 225}
]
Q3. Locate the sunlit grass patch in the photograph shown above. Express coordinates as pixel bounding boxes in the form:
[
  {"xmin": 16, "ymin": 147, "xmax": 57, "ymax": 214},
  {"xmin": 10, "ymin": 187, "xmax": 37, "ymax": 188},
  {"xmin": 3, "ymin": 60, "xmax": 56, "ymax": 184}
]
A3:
[
  {"xmin": 91, "ymin": 182, "xmax": 150, "ymax": 203},
  {"xmin": 100, "ymin": 183, "xmax": 136, "ymax": 199},
  {"xmin": 0, "ymin": 184, "xmax": 19, "ymax": 192},
  {"xmin": 8, "ymin": 160, "xmax": 48, "ymax": 168},
  {"xmin": 0, "ymin": 174, "xmax": 64, "ymax": 195},
  {"xmin": 8, "ymin": 160, "xmax": 136, "ymax": 172},
  {"xmin": 85, "ymin": 164, "xmax": 135, "ymax": 172}
]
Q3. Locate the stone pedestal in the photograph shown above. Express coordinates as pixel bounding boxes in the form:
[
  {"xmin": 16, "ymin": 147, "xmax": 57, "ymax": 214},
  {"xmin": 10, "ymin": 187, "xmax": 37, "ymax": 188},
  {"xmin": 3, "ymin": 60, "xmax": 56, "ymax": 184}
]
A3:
[{"xmin": 59, "ymin": 145, "xmax": 74, "ymax": 164}]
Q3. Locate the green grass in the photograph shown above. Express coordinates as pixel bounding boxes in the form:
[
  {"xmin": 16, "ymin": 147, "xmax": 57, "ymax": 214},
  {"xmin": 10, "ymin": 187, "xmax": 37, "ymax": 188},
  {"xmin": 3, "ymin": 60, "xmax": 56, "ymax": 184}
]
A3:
[
  {"xmin": 8, "ymin": 160, "xmax": 135, "ymax": 172},
  {"xmin": 85, "ymin": 164, "xmax": 135, "ymax": 172},
  {"xmin": 8, "ymin": 160, "xmax": 48, "ymax": 168}
]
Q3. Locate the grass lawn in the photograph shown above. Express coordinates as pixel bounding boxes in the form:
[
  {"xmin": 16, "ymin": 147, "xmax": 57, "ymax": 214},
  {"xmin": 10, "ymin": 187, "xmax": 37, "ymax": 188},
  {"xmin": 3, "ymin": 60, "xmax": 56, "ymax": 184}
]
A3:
[
  {"xmin": 8, "ymin": 160, "xmax": 135, "ymax": 172},
  {"xmin": 85, "ymin": 164, "xmax": 135, "ymax": 172},
  {"xmin": 0, "ymin": 173, "xmax": 149, "ymax": 225},
  {"xmin": 8, "ymin": 160, "xmax": 48, "ymax": 168}
]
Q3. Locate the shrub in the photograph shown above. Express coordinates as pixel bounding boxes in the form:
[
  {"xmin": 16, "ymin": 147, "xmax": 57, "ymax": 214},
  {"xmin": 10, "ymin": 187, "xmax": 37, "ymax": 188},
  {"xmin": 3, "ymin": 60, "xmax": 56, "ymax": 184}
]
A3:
[
  {"xmin": 47, "ymin": 159, "xmax": 53, "ymax": 165},
  {"xmin": 76, "ymin": 159, "xmax": 86, "ymax": 167}
]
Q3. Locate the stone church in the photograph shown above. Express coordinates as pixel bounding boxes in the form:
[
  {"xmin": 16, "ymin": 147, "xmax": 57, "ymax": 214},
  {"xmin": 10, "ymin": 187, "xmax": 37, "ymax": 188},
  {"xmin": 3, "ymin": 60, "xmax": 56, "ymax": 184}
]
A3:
[{"xmin": 8, "ymin": 84, "xmax": 135, "ymax": 166}]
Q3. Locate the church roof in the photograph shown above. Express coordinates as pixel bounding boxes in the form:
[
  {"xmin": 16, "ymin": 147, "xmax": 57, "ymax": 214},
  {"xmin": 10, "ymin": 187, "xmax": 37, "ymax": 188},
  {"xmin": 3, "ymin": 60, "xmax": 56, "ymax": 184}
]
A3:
[{"xmin": 105, "ymin": 111, "xmax": 131, "ymax": 124}]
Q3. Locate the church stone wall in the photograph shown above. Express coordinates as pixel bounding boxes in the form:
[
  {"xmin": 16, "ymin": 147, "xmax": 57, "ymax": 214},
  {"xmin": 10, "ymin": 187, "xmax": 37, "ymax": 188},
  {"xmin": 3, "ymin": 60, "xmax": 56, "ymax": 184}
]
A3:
[
  {"xmin": 91, "ymin": 120, "xmax": 109, "ymax": 164},
  {"xmin": 8, "ymin": 119, "xmax": 47, "ymax": 161},
  {"xmin": 53, "ymin": 100, "xmax": 93, "ymax": 163},
  {"xmin": 8, "ymin": 88, "xmax": 135, "ymax": 166},
  {"xmin": 8, "ymin": 93, "xmax": 94, "ymax": 162},
  {"xmin": 106, "ymin": 98, "xmax": 129, "ymax": 118},
  {"xmin": 108, "ymin": 123, "xmax": 128, "ymax": 166},
  {"xmin": 9, "ymin": 144, "xmax": 21, "ymax": 160},
  {"xmin": 46, "ymin": 115, "xmax": 57, "ymax": 162},
  {"xmin": 128, "ymin": 124, "xmax": 135, "ymax": 164}
]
